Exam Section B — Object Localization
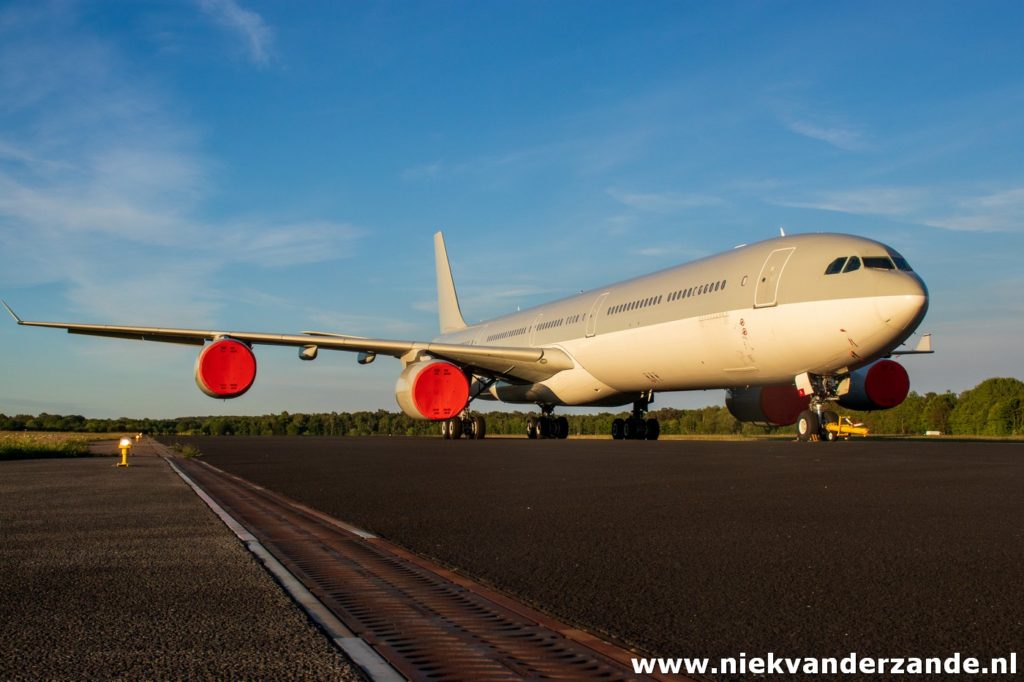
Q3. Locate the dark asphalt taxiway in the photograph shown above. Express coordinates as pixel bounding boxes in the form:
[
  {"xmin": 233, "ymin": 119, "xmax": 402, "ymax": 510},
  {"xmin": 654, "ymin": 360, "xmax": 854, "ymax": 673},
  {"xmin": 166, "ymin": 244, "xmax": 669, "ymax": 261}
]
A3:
[{"xmin": 170, "ymin": 436, "xmax": 1024, "ymax": 667}]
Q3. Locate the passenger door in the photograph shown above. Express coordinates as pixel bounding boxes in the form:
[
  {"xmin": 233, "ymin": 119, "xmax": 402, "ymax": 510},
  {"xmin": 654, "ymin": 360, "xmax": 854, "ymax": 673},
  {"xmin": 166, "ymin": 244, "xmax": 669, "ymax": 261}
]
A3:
[
  {"xmin": 585, "ymin": 293, "xmax": 610, "ymax": 337},
  {"xmin": 754, "ymin": 248, "xmax": 795, "ymax": 308}
]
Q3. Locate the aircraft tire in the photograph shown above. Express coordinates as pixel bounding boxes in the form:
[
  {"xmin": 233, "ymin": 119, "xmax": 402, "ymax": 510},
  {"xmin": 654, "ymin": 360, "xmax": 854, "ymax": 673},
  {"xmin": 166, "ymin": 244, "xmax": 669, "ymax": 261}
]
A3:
[
  {"xmin": 624, "ymin": 417, "xmax": 646, "ymax": 440},
  {"xmin": 821, "ymin": 411, "xmax": 839, "ymax": 442},
  {"xmin": 645, "ymin": 418, "xmax": 660, "ymax": 440},
  {"xmin": 536, "ymin": 417, "xmax": 551, "ymax": 439},
  {"xmin": 448, "ymin": 417, "xmax": 462, "ymax": 440},
  {"xmin": 611, "ymin": 418, "xmax": 625, "ymax": 440},
  {"xmin": 526, "ymin": 416, "xmax": 538, "ymax": 439},
  {"xmin": 440, "ymin": 420, "xmax": 450, "ymax": 439},
  {"xmin": 796, "ymin": 410, "xmax": 819, "ymax": 442},
  {"xmin": 555, "ymin": 416, "xmax": 569, "ymax": 439},
  {"xmin": 472, "ymin": 415, "xmax": 486, "ymax": 440}
]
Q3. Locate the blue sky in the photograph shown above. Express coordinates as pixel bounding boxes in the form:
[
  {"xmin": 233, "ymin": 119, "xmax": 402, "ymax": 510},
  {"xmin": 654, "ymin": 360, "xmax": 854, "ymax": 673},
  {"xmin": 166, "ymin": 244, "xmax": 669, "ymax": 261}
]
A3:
[{"xmin": 1, "ymin": 0, "xmax": 1022, "ymax": 418}]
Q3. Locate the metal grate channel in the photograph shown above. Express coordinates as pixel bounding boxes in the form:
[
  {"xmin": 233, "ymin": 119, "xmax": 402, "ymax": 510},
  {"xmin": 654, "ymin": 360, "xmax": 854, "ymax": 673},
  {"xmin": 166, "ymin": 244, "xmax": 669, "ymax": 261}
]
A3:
[{"xmin": 176, "ymin": 458, "xmax": 683, "ymax": 682}]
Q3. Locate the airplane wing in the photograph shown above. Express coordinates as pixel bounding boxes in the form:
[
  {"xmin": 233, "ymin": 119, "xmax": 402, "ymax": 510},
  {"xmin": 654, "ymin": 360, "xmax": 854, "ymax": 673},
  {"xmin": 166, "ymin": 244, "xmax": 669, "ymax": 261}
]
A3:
[{"xmin": 2, "ymin": 302, "xmax": 573, "ymax": 383}]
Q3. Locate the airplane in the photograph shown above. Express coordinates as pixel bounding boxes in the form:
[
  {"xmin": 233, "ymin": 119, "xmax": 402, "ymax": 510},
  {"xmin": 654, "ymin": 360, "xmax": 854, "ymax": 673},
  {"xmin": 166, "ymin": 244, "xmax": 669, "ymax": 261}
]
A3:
[{"xmin": 4, "ymin": 230, "xmax": 930, "ymax": 442}]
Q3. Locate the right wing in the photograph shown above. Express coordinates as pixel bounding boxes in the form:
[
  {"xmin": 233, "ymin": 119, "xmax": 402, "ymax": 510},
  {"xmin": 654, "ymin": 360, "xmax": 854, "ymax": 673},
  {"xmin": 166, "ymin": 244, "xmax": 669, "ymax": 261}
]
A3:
[{"xmin": 2, "ymin": 302, "xmax": 574, "ymax": 383}]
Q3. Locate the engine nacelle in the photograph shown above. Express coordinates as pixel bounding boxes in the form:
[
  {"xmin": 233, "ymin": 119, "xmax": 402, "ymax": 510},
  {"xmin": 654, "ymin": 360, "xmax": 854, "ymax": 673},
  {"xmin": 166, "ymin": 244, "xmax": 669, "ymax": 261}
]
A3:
[
  {"xmin": 395, "ymin": 360, "xmax": 469, "ymax": 420},
  {"xmin": 837, "ymin": 359, "xmax": 909, "ymax": 411},
  {"xmin": 195, "ymin": 338, "xmax": 257, "ymax": 399},
  {"xmin": 726, "ymin": 384, "xmax": 811, "ymax": 426}
]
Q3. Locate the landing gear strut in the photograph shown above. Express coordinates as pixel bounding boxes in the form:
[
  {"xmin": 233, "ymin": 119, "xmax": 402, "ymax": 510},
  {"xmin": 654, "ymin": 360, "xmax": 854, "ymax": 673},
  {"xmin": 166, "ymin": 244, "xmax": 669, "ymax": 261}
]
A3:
[
  {"xmin": 526, "ymin": 405, "xmax": 569, "ymax": 439},
  {"xmin": 611, "ymin": 394, "xmax": 660, "ymax": 441},
  {"xmin": 795, "ymin": 374, "xmax": 841, "ymax": 442}
]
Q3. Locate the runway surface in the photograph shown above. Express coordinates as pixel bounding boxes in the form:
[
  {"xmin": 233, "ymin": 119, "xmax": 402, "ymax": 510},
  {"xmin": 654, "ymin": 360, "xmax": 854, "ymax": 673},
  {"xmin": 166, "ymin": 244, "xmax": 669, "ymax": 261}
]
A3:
[
  {"xmin": 0, "ymin": 441, "xmax": 362, "ymax": 681},
  {"xmin": 170, "ymin": 436, "xmax": 1024, "ymax": 666}
]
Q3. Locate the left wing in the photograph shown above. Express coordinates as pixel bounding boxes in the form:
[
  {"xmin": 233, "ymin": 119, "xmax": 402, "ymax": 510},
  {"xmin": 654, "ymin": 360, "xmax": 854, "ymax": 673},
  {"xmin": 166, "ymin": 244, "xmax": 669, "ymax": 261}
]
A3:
[{"xmin": 2, "ymin": 301, "xmax": 573, "ymax": 383}]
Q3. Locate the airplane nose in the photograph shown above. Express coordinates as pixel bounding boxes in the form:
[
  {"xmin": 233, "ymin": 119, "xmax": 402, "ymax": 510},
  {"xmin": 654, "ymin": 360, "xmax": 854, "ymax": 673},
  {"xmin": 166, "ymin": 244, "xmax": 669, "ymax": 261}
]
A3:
[{"xmin": 875, "ymin": 276, "xmax": 928, "ymax": 331}]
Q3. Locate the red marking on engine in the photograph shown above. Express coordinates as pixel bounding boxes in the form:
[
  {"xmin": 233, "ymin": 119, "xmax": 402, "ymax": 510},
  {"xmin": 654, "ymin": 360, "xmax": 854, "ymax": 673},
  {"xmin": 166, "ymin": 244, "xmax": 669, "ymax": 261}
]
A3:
[
  {"xmin": 864, "ymin": 359, "xmax": 910, "ymax": 408},
  {"xmin": 196, "ymin": 339, "xmax": 257, "ymax": 399},
  {"xmin": 762, "ymin": 384, "xmax": 811, "ymax": 426},
  {"xmin": 412, "ymin": 362, "xmax": 469, "ymax": 419}
]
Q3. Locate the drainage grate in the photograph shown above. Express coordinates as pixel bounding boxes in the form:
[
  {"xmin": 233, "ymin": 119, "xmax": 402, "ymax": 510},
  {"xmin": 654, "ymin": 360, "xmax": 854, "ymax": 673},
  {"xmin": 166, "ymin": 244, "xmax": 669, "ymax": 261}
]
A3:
[{"xmin": 176, "ymin": 458, "xmax": 686, "ymax": 682}]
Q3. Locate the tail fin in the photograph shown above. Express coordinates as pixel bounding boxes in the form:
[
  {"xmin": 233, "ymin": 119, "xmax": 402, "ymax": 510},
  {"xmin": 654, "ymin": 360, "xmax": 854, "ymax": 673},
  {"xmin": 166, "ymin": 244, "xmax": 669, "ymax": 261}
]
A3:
[{"xmin": 434, "ymin": 231, "xmax": 467, "ymax": 334}]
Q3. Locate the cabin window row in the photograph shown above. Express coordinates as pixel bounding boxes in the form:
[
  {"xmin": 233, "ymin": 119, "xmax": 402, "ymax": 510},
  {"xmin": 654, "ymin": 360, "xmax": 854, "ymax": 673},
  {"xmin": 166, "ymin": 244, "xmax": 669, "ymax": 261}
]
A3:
[
  {"xmin": 608, "ymin": 294, "xmax": 663, "ymax": 316},
  {"xmin": 537, "ymin": 318, "xmax": 565, "ymax": 331},
  {"xmin": 667, "ymin": 279, "xmax": 727, "ymax": 303},
  {"xmin": 486, "ymin": 326, "xmax": 529, "ymax": 342}
]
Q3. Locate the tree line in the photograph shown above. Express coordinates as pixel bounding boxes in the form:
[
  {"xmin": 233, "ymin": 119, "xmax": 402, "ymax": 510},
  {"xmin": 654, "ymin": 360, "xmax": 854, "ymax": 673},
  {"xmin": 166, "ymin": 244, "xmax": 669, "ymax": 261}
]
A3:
[{"xmin": 2, "ymin": 377, "xmax": 1022, "ymax": 438}]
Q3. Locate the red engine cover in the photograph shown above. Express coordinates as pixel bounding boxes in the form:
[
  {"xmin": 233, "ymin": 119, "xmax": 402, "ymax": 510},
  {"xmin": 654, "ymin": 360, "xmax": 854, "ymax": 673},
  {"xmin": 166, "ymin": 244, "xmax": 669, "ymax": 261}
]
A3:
[
  {"xmin": 195, "ymin": 339, "xmax": 257, "ymax": 399},
  {"xmin": 863, "ymin": 359, "xmax": 910, "ymax": 408},
  {"xmin": 837, "ymin": 359, "xmax": 910, "ymax": 411},
  {"xmin": 760, "ymin": 385, "xmax": 812, "ymax": 426},
  {"xmin": 725, "ymin": 384, "xmax": 810, "ymax": 426},
  {"xmin": 412, "ymin": 361, "xmax": 469, "ymax": 420}
]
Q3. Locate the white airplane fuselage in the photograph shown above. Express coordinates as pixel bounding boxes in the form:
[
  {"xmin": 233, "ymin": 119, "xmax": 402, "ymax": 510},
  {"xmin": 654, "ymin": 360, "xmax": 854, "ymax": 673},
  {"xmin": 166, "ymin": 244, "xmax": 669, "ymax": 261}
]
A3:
[{"xmin": 438, "ymin": 233, "xmax": 928, "ymax": 408}]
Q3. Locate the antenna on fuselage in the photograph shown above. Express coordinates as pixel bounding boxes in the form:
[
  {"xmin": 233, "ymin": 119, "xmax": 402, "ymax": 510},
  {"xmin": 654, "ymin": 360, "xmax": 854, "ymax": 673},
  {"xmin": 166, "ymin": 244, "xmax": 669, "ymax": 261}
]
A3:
[{"xmin": 779, "ymin": 226, "xmax": 786, "ymax": 237}]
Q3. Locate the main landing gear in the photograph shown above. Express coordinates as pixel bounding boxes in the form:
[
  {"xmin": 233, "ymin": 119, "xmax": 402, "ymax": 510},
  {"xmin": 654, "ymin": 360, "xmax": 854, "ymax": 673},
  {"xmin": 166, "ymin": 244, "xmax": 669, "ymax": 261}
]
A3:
[
  {"xmin": 794, "ymin": 374, "xmax": 840, "ymax": 442},
  {"xmin": 526, "ymin": 405, "xmax": 569, "ymax": 439},
  {"xmin": 611, "ymin": 395, "xmax": 660, "ymax": 441},
  {"xmin": 441, "ymin": 412, "xmax": 486, "ymax": 440}
]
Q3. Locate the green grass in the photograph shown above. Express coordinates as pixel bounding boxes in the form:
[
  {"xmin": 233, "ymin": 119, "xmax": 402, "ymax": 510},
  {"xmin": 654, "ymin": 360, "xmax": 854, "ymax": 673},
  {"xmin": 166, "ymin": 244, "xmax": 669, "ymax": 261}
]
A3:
[
  {"xmin": 0, "ymin": 431, "xmax": 127, "ymax": 460},
  {"xmin": 168, "ymin": 442, "xmax": 202, "ymax": 459}
]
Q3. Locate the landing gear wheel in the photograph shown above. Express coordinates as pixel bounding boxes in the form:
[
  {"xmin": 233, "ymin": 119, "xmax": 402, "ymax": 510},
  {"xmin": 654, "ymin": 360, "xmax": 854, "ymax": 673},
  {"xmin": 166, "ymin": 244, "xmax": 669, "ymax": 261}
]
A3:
[
  {"xmin": 796, "ymin": 410, "xmax": 820, "ymax": 442},
  {"xmin": 535, "ymin": 417, "xmax": 551, "ymax": 439},
  {"xmin": 611, "ymin": 418, "xmax": 625, "ymax": 440},
  {"xmin": 821, "ymin": 410, "xmax": 839, "ymax": 442},
  {"xmin": 624, "ymin": 417, "xmax": 647, "ymax": 440},
  {"xmin": 526, "ymin": 416, "xmax": 538, "ymax": 439},
  {"xmin": 471, "ymin": 415, "xmax": 486, "ymax": 440},
  {"xmin": 554, "ymin": 416, "xmax": 569, "ymax": 439},
  {"xmin": 441, "ymin": 420, "xmax": 450, "ymax": 439},
  {"xmin": 644, "ymin": 418, "xmax": 660, "ymax": 441},
  {"xmin": 448, "ymin": 417, "xmax": 463, "ymax": 440}
]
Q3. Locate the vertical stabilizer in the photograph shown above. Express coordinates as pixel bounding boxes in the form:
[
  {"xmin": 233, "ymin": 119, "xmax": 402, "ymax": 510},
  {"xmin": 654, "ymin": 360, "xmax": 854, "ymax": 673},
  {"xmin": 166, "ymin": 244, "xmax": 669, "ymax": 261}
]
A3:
[{"xmin": 434, "ymin": 231, "xmax": 467, "ymax": 334}]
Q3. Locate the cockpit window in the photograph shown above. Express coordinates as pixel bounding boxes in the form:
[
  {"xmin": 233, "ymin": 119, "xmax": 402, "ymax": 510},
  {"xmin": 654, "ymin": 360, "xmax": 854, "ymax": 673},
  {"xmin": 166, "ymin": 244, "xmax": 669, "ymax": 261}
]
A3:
[
  {"xmin": 824, "ymin": 257, "xmax": 847, "ymax": 275},
  {"xmin": 863, "ymin": 256, "xmax": 896, "ymax": 270},
  {"xmin": 887, "ymin": 249, "xmax": 914, "ymax": 271},
  {"xmin": 842, "ymin": 256, "xmax": 861, "ymax": 273}
]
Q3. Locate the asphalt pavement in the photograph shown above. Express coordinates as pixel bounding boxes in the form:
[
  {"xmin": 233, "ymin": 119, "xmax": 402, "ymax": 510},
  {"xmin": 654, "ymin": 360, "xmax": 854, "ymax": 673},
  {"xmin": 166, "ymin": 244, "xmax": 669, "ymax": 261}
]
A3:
[
  {"xmin": 0, "ymin": 440, "xmax": 363, "ymax": 681},
  {"xmin": 172, "ymin": 436, "xmax": 1024, "ymax": 667}
]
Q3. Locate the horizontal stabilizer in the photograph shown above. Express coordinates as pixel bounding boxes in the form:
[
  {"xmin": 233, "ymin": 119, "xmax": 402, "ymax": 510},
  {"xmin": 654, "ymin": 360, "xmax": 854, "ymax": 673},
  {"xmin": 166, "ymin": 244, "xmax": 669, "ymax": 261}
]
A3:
[{"xmin": 890, "ymin": 333, "xmax": 933, "ymax": 356}]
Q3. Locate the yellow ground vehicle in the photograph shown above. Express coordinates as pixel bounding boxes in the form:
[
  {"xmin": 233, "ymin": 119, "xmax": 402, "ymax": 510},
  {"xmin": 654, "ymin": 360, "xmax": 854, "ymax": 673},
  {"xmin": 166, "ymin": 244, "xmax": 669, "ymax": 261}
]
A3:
[{"xmin": 824, "ymin": 415, "xmax": 870, "ymax": 441}]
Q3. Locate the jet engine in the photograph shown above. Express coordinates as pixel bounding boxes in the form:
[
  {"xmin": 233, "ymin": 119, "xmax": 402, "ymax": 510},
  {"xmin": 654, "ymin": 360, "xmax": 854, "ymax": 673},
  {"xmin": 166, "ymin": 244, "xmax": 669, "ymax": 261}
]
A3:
[
  {"xmin": 395, "ymin": 360, "xmax": 469, "ymax": 420},
  {"xmin": 194, "ymin": 338, "xmax": 257, "ymax": 399},
  {"xmin": 837, "ymin": 359, "xmax": 909, "ymax": 411},
  {"xmin": 726, "ymin": 384, "xmax": 811, "ymax": 426}
]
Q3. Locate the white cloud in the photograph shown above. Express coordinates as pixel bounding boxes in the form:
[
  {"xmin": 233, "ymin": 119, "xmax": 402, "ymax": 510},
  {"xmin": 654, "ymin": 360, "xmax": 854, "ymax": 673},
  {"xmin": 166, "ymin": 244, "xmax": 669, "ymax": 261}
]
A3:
[
  {"xmin": 631, "ymin": 245, "xmax": 709, "ymax": 260},
  {"xmin": 219, "ymin": 221, "xmax": 363, "ymax": 267},
  {"xmin": 401, "ymin": 161, "xmax": 446, "ymax": 180},
  {"xmin": 197, "ymin": 0, "xmax": 274, "ymax": 65},
  {"xmin": 773, "ymin": 185, "xmax": 1024, "ymax": 233},
  {"xmin": 783, "ymin": 118, "xmax": 867, "ymax": 151},
  {"xmin": 607, "ymin": 188, "xmax": 722, "ymax": 213},
  {"xmin": 923, "ymin": 187, "xmax": 1024, "ymax": 232},
  {"xmin": 773, "ymin": 187, "xmax": 929, "ymax": 219},
  {"xmin": 0, "ymin": 7, "xmax": 359, "ymax": 325}
]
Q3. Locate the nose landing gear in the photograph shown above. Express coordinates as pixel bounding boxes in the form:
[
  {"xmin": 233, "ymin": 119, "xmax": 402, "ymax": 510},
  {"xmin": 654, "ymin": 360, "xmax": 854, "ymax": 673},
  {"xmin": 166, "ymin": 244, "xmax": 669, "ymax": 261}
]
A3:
[{"xmin": 795, "ymin": 373, "xmax": 842, "ymax": 442}]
